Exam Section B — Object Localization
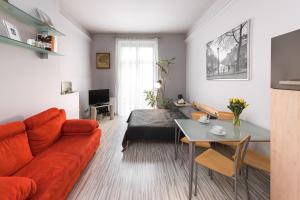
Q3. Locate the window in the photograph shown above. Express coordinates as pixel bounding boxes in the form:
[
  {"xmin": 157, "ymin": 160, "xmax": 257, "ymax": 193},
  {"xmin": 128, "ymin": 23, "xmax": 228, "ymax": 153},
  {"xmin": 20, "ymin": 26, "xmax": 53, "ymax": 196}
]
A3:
[{"xmin": 116, "ymin": 39, "xmax": 158, "ymax": 116}]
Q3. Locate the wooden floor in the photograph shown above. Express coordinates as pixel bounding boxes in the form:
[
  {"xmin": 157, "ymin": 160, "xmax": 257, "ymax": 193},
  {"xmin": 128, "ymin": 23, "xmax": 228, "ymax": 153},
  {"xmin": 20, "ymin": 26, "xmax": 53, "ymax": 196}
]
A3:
[{"xmin": 67, "ymin": 117, "xmax": 270, "ymax": 200}]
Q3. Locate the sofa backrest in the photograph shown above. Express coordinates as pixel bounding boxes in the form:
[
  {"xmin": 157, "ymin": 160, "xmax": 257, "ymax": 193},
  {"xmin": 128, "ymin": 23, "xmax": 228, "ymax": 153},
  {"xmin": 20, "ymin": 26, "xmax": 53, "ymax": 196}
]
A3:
[
  {"xmin": 24, "ymin": 108, "xmax": 66, "ymax": 156},
  {"xmin": 0, "ymin": 121, "xmax": 33, "ymax": 176}
]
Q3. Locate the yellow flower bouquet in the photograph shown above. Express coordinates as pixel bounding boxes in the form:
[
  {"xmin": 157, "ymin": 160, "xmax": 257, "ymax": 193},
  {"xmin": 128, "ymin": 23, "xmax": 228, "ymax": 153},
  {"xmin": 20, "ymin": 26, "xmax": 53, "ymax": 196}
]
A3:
[{"xmin": 227, "ymin": 98, "xmax": 249, "ymax": 127}]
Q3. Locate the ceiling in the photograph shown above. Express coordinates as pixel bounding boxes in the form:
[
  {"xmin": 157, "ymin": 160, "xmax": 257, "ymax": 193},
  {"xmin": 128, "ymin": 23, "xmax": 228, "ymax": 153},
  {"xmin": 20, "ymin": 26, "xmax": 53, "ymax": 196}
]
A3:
[{"xmin": 59, "ymin": 0, "xmax": 216, "ymax": 34}]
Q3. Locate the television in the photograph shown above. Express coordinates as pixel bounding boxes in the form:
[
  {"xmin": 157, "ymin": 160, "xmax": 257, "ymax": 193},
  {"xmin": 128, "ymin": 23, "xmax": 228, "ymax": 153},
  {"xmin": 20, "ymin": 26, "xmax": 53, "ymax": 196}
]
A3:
[{"xmin": 89, "ymin": 89, "xmax": 109, "ymax": 105}]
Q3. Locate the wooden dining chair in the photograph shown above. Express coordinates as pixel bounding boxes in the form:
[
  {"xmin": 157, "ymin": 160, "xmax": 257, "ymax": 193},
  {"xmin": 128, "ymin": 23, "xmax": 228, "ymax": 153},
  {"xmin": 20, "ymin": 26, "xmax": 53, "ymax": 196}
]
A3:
[
  {"xmin": 215, "ymin": 111, "xmax": 270, "ymax": 174},
  {"xmin": 180, "ymin": 137, "xmax": 211, "ymax": 148},
  {"xmin": 183, "ymin": 103, "xmax": 230, "ymax": 151},
  {"xmin": 180, "ymin": 110, "xmax": 211, "ymax": 164},
  {"xmin": 180, "ymin": 111, "xmax": 234, "ymax": 163},
  {"xmin": 244, "ymin": 150, "xmax": 270, "ymax": 178},
  {"xmin": 223, "ymin": 142, "xmax": 270, "ymax": 175},
  {"xmin": 180, "ymin": 137, "xmax": 211, "ymax": 165},
  {"xmin": 194, "ymin": 135, "xmax": 251, "ymax": 200},
  {"xmin": 216, "ymin": 111, "xmax": 239, "ymax": 148}
]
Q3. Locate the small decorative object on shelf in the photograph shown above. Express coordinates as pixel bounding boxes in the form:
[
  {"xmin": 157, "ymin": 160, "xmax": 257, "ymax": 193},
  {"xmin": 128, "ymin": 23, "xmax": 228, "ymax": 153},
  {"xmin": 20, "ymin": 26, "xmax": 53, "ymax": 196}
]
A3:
[
  {"xmin": 35, "ymin": 8, "xmax": 54, "ymax": 28},
  {"xmin": 26, "ymin": 39, "xmax": 35, "ymax": 46},
  {"xmin": 33, "ymin": 33, "xmax": 57, "ymax": 52},
  {"xmin": 3, "ymin": 20, "xmax": 21, "ymax": 41},
  {"xmin": 36, "ymin": 34, "xmax": 46, "ymax": 49},
  {"xmin": 227, "ymin": 97, "xmax": 249, "ymax": 127},
  {"xmin": 61, "ymin": 81, "xmax": 73, "ymax": 95},
  {"xmin": 177, "ymin": 94, "xmax": 185, "ymax": 104}
]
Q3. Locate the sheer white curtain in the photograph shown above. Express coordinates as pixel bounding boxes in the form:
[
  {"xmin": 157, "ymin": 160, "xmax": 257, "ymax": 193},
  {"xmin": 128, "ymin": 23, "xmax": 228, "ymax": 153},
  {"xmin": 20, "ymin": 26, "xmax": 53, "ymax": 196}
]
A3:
[{"xmin": 116, "ymin": 38, "xmax": 158, "ymax": 116}]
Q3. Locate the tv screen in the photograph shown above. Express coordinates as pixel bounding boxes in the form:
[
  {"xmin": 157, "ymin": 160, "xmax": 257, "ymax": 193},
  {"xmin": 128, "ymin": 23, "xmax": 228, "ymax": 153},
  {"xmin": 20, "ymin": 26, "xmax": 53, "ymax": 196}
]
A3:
[{"xmin": 89, "ymin": 89, "xmax": 109, "ymax": 105}]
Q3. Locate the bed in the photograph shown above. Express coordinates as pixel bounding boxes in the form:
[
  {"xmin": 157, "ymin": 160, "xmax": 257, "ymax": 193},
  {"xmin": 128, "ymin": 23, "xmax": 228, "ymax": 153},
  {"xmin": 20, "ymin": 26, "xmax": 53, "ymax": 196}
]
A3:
[{"xmin": 122, "ymin": 107, "xmax": 195, "ymax": 150}]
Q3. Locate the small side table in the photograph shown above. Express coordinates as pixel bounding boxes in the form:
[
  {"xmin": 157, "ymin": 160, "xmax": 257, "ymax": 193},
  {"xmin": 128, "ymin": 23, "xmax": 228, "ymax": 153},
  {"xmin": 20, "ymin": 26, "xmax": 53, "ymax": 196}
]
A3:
[{"xmin": 90, "ymin": 104, "xmax": 114, "ymax": 120}]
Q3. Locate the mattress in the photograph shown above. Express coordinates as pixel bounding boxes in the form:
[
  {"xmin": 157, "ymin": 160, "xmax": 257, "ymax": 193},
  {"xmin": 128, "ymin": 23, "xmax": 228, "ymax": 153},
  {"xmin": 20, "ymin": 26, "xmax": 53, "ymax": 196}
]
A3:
[{"xmin": 121, "ymin": 109, "xmax": 188, "ymax": 149}]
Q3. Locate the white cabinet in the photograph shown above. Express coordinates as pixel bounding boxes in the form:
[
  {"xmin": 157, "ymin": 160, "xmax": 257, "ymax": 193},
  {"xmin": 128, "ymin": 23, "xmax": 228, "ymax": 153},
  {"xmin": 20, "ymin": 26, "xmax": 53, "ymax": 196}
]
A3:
[{"xmin": 60, "ymin": 92, "xmax": 79, "ymax": 119}]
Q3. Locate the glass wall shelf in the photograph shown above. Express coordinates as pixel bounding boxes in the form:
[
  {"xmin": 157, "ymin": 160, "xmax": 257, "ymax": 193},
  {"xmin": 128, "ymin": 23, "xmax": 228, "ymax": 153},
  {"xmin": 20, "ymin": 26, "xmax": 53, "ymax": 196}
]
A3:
[
  {"xmin": 0, "ymin": 0, "xmax": 65, "ymax": 36},
  {"xmin": 0, "ymin": 35, "xmax": 63, "ymax": 56}
]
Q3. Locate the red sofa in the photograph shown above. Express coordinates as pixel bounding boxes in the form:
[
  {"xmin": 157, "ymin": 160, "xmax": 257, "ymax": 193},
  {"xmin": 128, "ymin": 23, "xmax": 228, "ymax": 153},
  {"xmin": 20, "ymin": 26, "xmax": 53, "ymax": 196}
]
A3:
[{"xmin": 0, "ymin": 108, "xmax": 101, "ymax": 200}]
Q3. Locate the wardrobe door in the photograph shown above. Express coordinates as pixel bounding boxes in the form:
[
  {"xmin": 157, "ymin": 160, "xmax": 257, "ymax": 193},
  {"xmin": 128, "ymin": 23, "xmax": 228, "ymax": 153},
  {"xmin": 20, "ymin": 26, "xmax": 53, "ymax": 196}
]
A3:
[{"xmin": 271, "ymin": 89, "xmax": 300, "ymax": 200}]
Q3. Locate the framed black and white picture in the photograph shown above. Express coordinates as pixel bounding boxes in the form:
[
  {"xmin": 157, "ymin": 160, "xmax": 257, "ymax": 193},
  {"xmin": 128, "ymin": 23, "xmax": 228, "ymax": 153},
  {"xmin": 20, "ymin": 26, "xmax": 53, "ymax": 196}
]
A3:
[
  {"xmin": 3, "ymin": 20, "xmax": 21, "ymax": 41},
  {"xmin": 206, "ymin": 20, "xmax": 250, "ymax": 80},
  {"xmin": 61, "ymin": 81, "xmax": 73, "ymax": 94}
]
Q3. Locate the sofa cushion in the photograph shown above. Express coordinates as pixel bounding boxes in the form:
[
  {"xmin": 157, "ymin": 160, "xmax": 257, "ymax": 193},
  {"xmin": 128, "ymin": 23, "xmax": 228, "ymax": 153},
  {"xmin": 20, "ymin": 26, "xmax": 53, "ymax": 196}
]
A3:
[
  {"xmin": 62, "ymin": 119, "xmax": 99, "ymax": 135},
  {"xmin": 14, "ymin": 152, "xmax": 81, "ymax": 200},
  {"xmin": 0, "ymin": 121, "xmax": 26, "ymax": 140},
  {"xmin": 46, "ymin": 129, "xmax": 101, "ymax": 166},
  {"xmin": 0, "ymin": 122, "xmax": 33, "ymax": 176},
  {"xmin": 24, "ymin": 108, "xmax": 62, "ymax": 130},
  {"xmin": 24, "ymin": 108, "xmax": 66, "ymax": 155},
  {"xmin": 0, "ymin": 176, "xmax": 37, "ymax": 200}
]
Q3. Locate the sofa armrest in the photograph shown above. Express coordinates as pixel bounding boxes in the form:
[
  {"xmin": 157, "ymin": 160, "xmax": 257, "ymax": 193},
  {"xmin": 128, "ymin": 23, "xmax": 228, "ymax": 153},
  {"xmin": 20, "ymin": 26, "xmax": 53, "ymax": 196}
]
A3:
[
  {"xmin": 0, "ymin": 176, "xmax": 37, "ymax": 200},
  {"xmin": 62, "ymin": 119, "xmax": 99, "ymax": 135}
]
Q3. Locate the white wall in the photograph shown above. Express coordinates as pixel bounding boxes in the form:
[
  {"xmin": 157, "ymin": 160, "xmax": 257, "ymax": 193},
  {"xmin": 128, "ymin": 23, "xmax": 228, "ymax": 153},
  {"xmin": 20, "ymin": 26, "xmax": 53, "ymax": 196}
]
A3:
[
  {"xmin": 186, "ymin": 0, "xmax": 300, "ymax": 156},
  {"xmin": 91, "ymin": 34, "xmax": 186, "ymax": 99},
  {"xmin": 0, "ymin": 0, "xmax": 92, "ymax": 123}
]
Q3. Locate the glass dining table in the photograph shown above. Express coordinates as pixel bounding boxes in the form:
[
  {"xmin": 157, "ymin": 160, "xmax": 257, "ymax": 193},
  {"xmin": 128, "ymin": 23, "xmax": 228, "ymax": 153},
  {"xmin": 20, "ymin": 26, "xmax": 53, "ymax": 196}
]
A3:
[{"xmin": 174, "ymin": 119, "xmax": 270, "ymax": 200}]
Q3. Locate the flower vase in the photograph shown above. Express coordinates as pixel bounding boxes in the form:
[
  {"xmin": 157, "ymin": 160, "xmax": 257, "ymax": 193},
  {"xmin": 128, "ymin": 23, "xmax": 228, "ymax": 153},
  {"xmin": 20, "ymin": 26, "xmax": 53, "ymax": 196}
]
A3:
[{"xmin": 233, "ymin": 114, "xmax": 241, "ymax": 127}]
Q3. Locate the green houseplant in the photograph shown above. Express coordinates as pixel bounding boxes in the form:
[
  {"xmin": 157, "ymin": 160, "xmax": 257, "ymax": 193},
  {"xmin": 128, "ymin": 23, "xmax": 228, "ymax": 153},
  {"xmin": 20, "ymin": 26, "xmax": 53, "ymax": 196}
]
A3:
[
  {"xmin": 144, "ymin": 58, "xmax": 175, "ymax": 108},
  {"xmin": 144, "ymin": 90, "xmax": 157, "ymax": 108}
]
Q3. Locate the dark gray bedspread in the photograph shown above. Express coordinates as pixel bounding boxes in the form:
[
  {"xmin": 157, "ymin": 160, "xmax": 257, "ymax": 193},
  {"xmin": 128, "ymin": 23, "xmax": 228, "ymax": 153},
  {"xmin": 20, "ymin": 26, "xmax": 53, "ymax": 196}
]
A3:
[{"xmin": 122, "ymin": 109, "xmax": 188, "ymax": 148}]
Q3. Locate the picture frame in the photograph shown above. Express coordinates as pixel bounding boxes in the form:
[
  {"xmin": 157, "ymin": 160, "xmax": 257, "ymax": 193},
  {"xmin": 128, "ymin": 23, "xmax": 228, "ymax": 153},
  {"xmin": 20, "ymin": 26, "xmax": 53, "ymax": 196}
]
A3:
[
  {"xmin": 61, "ymin": 81, "xmax": 73, "ymax": 95},
  {"xmin": 206, "ymin": 20, "xmax": 250, "ymax": 80},
  {"xmin": 3, "ymin": 20, "xmax": 21, "ymax": 41},
  {"xmin": 35, "ymin": 8, "xmax": 54, "ymax": 27},
  {"xmin": 96, "ymin": 53, "xmax": 110, "ymax": 69}
]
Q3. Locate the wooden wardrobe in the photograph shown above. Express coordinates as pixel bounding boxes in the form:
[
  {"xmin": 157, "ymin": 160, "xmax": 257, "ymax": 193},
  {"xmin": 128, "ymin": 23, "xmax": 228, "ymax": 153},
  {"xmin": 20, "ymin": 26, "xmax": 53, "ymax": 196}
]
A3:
[{"xmin": 271, "ymin": 89, "xmax": 300, "ymax": 200}]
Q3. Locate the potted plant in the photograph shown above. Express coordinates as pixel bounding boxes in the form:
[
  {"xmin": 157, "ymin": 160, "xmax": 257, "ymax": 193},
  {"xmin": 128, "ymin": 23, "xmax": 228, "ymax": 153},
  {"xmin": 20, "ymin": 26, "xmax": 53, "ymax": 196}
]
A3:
[
  {"xmin": 145, "ymin": 58, "xmax": 175, "ymax": 108},
  {"xmin": 144, "ymin": 90, "xmax": 157, "ymax": 108}
]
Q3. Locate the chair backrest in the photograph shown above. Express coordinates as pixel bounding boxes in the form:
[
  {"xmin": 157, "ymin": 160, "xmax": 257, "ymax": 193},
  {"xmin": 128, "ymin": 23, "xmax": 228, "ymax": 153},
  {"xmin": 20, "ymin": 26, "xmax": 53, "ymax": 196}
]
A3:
[
  {"xmin": 192, "ymin": 102, "xmax": 234, "ymax": 120},
  {"xmin": 233, "ymin": 135, "xmax": 251, "ymax": 174},
  {"xmin": 217, "ymin": 112, "xmax": 234, "ymax": 120},
  {"xmin": 192, "ymin": 102, "xmax": 218, "ymax": 118}
]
